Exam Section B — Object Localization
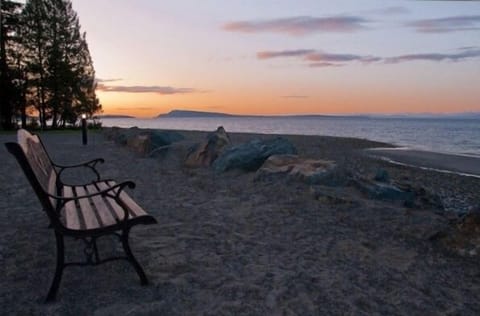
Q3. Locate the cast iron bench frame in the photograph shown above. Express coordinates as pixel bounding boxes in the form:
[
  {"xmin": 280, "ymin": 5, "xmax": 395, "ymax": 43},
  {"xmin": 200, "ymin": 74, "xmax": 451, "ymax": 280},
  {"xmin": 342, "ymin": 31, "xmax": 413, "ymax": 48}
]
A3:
[{"xmin": 5, "ymin": 129, "xmax": 157, "ymax": 302}]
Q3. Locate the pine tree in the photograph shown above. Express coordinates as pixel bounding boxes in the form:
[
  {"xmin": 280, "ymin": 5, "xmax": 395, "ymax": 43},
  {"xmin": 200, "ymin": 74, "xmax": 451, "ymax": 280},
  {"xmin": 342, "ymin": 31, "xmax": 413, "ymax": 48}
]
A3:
[
  {"xmin": 21, "ymin": 0, "xmax": 50, "ymax": 128},
  {"xmin": 21, "ymin": 0, "xmax": 101, "ymax": 129},
  {"xmin": 0, "ymin": 0, "xmax": 23, "ymax": 130}
]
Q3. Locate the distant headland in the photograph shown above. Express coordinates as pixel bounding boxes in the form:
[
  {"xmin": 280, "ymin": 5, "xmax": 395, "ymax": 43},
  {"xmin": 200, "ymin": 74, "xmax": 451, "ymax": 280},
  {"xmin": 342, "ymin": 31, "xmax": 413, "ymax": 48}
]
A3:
[
  {"xmin": 155, "ymin": 110, "xmax": 337, "ymax": 119},
  {"xmin": 156, "ymin": 110, "xmax": 239, "ymax": 118}
]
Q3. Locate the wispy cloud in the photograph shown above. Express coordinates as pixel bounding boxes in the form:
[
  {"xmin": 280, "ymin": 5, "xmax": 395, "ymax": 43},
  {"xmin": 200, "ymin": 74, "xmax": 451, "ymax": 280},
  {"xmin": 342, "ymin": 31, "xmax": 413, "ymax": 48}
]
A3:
[
  {"xmin": 305, "ymin": 52, "xmax": 381, "ymax": 64},
  {"xmin": 97, "ymin": 83, "xmax": 199, "ymax": 94},
  {"xmin": 96, "ymin": 78, "xmax": 123, "ymax": 83},
  {"xmin": 257, "ymin": 49, "xmax": 381, "ymax": 66},
  {"xmin": 223, "ymin": 16, "xmax": 370, "ymax": 36},
  {"xmin": 407, "ymin": 15, "xmax": 480, "ymax": 33},
  {"xmin": 257, "ymin": 49, "xmax": 315, "ymax": 59},
  {"xmin": 308, "ymin": 62, "xmax": 344, "ymax": 68},
  {"xmin": 385, "ymin": 47, "xmax": 480, "ymax": 63},
  {"xmin": 257, "ymin": 47, "xmax": 480, "ymax": 67}
]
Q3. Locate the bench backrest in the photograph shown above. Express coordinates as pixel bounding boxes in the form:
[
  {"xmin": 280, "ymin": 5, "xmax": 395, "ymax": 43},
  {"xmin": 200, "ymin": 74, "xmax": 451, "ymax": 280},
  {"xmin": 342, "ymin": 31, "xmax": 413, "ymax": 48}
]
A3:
[
  {"xmin": 6, "ymin": 130, "xmax": 58, "ymax": 216},
  {"xmin": 18, "ymin": 129, "xmax": 57, "ymax": 196}
]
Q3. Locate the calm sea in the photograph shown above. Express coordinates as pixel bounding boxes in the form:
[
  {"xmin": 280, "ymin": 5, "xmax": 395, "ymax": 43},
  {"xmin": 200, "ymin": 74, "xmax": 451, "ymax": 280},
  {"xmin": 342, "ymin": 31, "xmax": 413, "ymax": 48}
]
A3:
[{"xmin": 101, "ymin": 116, "xmax": 480, "ymax": 157}]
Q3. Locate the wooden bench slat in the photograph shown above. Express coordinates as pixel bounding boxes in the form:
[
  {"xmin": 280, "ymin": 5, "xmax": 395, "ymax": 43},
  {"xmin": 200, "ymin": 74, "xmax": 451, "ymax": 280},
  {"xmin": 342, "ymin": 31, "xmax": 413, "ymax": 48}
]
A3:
[
  {"xmin": 84, "ymin": 184, "xmax": 117, "ymax": 227},
  {"xmin": 96, "ymin": 182, "xmax": 130, "ymax": 221},
  {"xmin": 105, "ymin": 180, "xmax": 147, "ymax": 217},
  {"xmin": 75, "ymin": 186, "xmax": 101, "ymax": 230},
  {"xmin": 63, "ymin": 187, "xmax": 81, "ymax": 230},
  {"xmin": 48, "ymin": 171, "xmax": 57, "ymax": 207},
  {"xmin": 113, "ymin": 189, "xmax": 148, "ymax": 218}
]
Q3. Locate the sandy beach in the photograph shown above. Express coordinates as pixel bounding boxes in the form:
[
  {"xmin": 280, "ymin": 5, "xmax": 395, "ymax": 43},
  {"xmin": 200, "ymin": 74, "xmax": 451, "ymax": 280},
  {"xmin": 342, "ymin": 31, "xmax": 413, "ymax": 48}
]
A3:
[
  {"xmin": 1, "ymin": 129, "xmax": 480, "ymax": 315},
  {"xmin": 366, "ymin": 148, "xmax": 480, "ymax": 178}
]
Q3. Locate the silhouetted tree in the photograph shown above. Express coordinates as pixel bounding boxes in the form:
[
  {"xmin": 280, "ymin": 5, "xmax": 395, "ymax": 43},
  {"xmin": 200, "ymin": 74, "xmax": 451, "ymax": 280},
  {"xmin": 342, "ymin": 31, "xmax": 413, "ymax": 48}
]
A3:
[
  {"xmin": 21, "ymin": 0, "xmax": 50, "ymax": 128},
  {"xmin": 0, "ymin": 0, "xmax": 23, "ymax": 129},
  {"xmin": 20, "ymin": 0, "xmax": 100, "ymax": 129}
]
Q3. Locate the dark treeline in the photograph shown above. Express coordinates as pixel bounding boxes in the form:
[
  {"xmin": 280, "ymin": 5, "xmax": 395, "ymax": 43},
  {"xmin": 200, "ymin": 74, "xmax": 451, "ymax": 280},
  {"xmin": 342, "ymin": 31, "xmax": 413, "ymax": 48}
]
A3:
[{"xmin": 0, "ymin": 0, "xmax": 101, "ymax": 130}]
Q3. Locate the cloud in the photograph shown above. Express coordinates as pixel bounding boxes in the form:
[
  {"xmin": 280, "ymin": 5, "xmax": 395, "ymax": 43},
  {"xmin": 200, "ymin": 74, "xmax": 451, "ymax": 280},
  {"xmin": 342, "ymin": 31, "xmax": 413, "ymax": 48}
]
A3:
[
  {"xmin": 308, "ymin": 62, "xmax": 344, "ymax": 68},
  {"xmin": 96, "ymin": 83, "xmax": 198, "ymax": 94},
  {"xmin": 305, "ymin": 52, "xmax": 381, "ymax": 64},
  {"xmin": 96, "ymin": 78, "xmax": 123, "ymax": 83},
  {"xmin": 257, "ymin": 49, "xmax": 315, "ymax": 59},
  {"xmin": 407, "ymin": 15, "xmax": 480, "ymax": 33},
  {"xmin": 257, "ymin": 49, "xmax": 381, "ymax": 66},
  {"xmin": 223, "ymin": 16, "xmax": 370, "ymax": 36},
  {"xmin": 256, "ymin": 47, "xmax": 480, "ymax": 67},
  {"xmin": 385, "ymin": 47, "xmax": 480, "ymax": 63}
]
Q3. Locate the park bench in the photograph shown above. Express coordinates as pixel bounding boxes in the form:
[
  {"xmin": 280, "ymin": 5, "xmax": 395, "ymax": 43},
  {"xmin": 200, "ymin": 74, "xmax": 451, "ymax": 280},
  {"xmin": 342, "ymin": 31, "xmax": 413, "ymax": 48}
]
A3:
[{"xmin": 5, "ymin": 129, "xmax": 157, "ymax": 302}]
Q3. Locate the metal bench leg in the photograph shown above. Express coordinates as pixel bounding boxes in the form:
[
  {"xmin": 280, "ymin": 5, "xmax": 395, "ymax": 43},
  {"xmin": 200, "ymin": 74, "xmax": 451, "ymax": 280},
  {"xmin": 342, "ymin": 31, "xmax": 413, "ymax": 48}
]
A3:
[
  {"xmin": 46, "ymin": 232, "xmax": 65, "ymax": 302},
  {"xmin": 121, "ymin": 229, "xmax": 149, "ymax": 285}
]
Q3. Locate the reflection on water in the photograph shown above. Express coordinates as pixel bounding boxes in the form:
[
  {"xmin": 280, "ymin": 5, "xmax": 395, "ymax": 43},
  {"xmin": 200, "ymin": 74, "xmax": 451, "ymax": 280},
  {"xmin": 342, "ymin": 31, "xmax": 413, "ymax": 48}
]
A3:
[{"xmin": 101, "ymin": 116, "xmax": 480, "ymax": 157}]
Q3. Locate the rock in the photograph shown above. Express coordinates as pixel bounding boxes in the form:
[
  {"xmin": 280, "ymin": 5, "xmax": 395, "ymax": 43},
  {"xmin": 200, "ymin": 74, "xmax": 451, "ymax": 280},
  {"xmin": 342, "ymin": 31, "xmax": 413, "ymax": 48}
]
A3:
[
  {"xmin": 256, "ymin": 154, "xmax": 336, "ymax": 184},
  {"xmin": 185, "ymin": 126, "xmax": 231, "ymax": 167},
  {"xmin": 104, "ymin": 127, "xmax": 185, "ymax": 156},
  {"xmin": 395, "ymin": 183, "xmax": 444, "ymax": 210},
  {"xmin": 126, "ymin": 133, "xmax": 151, "ymax": 155},
  {"xmin": 352, "ymin": 173, "xmax": 444, "ymax": 209},
  {"xmin": 213, "ymin": 137, "xmax": 297, "ymax": 172},
  {"xmin": 106, "ymin": 126, "xmax": 141, "ymax": 146},
  {"xmin": 150, "ymin": 130, "xmax": 185, "ymax": 149},
  {"xmin": 354, "ymin": 178, "xmax": 415, "ymax": 207}
]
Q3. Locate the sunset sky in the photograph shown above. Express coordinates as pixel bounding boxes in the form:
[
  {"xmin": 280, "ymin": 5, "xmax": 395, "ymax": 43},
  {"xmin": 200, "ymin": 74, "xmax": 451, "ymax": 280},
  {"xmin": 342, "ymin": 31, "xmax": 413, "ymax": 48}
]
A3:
[{"xmin": 70, "ymin": 0, "xmax": 480, "ymax": 117}]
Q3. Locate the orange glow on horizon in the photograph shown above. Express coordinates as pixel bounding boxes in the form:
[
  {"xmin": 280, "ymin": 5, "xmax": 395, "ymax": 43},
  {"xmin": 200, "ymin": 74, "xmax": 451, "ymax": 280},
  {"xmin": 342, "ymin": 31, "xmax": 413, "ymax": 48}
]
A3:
[{"xmin": 97, "ymin": 86, "xmax": 480, "ymax": 118}]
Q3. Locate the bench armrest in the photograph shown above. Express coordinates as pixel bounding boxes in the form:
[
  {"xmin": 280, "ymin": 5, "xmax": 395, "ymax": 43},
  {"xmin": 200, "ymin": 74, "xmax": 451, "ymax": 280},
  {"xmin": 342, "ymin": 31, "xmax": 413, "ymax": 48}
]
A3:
[
  {"xmin": 55, "ymin": 158, "xmax": 105, "ymax": 182},
  {"xmin": 51, "ymin": 181, "xmax": 136, "ymax": 222}
]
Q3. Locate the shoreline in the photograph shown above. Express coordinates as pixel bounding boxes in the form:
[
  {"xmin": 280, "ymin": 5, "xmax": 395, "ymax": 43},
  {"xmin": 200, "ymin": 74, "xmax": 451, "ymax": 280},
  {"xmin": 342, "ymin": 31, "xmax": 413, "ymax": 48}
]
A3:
[
  {"xmin": 100, "ymin": 115, "xmax": 480, "ymax": 159},
  {"xmin": 107, "ymin": 125, "xmax": 480, "ymax": 178},
  {"xmin": 366, "ymin": 148, "xmax": 480, "ymax": 177},
  {"xmin": 6, "ymin": 126, "xmax": 480, "ymax": 178},
  {"xmin": 4, "ymin": 126, "xmax": 480, "ymax": 178}
]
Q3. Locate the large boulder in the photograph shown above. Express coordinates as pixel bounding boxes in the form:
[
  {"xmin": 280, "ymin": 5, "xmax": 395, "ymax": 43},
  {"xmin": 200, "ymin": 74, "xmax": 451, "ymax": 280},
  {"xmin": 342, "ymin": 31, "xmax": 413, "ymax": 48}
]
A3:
[
  {"xmin": 104, "ymin": 126, "xmax": 141, "ymax": 146},
  {"xmin": 104, "ymin": 127, "xmax": 185, "ymax": 156},
  {"xmin": 256, "ymin": 154, "xmax": 336, "ymax": 184},
  {"xmin": 126, "ymin": 133, "xmax": 151, "ymax": 155},
  {"xmin": 213, "ymin": 137, "xmax": 297, "ymax": 172},
  {"xmin": 185, "ymin": 126, "xmax": 231, "ymax": 168},
  {"xmin": 150, "ymin": 130, "xmax": 185, "ymax": 149},
  {"xmin": 354, "ymin": 179, "xmax": 416, "ymax": 206},
  {"xmin": 352, "ymin": 172, "xmax": 443, "ymax": 209}
]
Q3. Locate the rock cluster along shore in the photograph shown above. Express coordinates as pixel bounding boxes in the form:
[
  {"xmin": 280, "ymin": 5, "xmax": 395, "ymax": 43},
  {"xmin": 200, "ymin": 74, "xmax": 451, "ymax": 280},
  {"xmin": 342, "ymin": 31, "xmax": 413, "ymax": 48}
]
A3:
[
  {"xmin": 103, "ymin": 126, "xmax": 480, "ymax": 258},
  {"xmin": 105, "ymin": 126, "xmax": 446, "ymax": 209}
]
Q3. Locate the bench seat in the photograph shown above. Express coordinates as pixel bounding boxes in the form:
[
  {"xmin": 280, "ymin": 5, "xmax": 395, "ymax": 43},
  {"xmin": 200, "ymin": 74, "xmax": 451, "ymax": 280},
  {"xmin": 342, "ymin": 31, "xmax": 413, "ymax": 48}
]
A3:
[{"xmin": 61, "ymin": 180, "xmax": 152, "ymax": 232}]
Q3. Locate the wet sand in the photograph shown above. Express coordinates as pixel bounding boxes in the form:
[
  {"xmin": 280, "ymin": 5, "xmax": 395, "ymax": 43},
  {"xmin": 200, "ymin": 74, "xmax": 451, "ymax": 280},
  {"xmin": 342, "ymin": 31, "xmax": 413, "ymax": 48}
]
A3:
[
  {"xmin": 367, "ymin": 148, "xmax": 480, "ymax": 177},
  {"xmin": 1, "ymin": 129, "xmax": 480, "ymax": 315}
]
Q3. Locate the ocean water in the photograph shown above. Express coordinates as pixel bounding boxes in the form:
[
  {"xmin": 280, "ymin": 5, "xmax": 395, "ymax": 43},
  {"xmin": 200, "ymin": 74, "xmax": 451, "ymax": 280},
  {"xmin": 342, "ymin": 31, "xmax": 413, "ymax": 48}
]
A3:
[{"xmin": 100, "ymin": 116, "xmax": 480, "ymax": 157}]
